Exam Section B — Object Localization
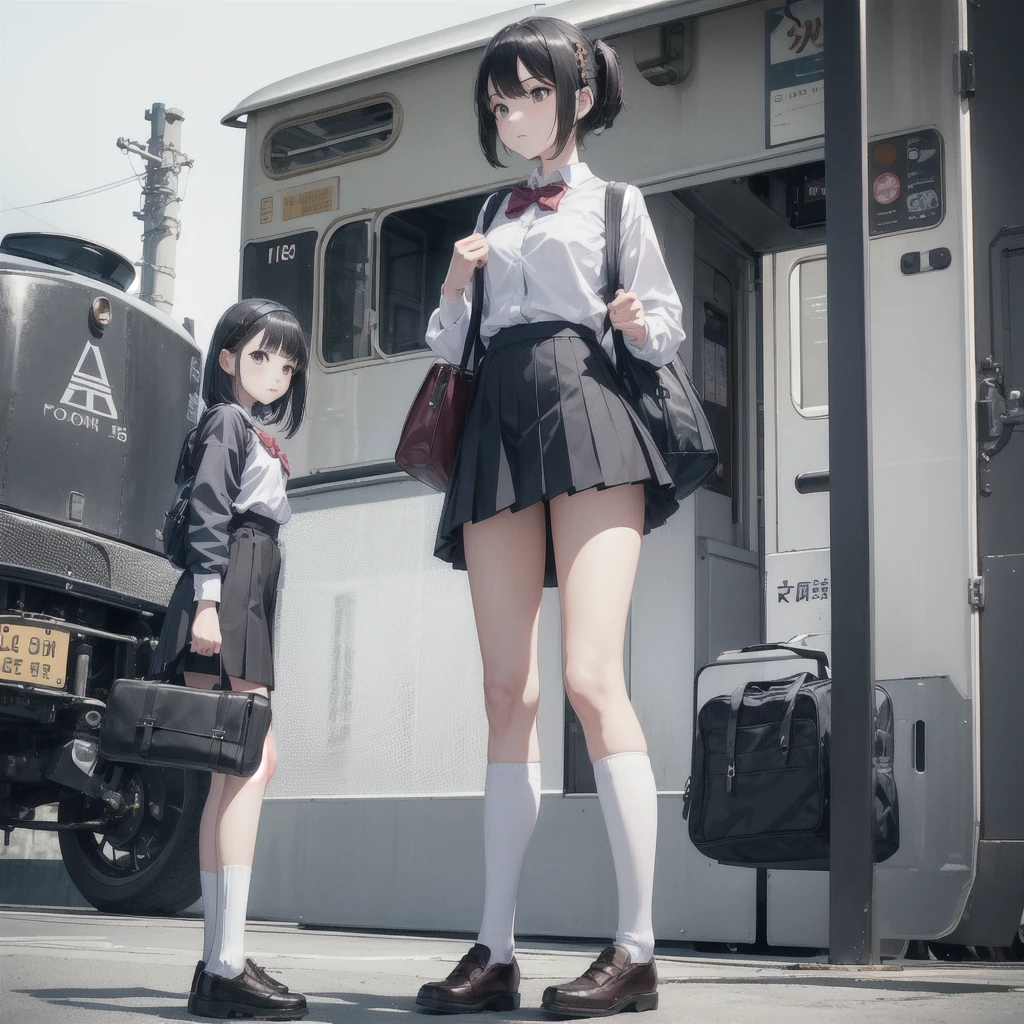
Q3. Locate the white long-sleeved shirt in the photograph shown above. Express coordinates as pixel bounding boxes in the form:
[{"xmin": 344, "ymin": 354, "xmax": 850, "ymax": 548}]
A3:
[{"xmin": 424, "ymin": 162, "xmax": 685, "ymax": 368}]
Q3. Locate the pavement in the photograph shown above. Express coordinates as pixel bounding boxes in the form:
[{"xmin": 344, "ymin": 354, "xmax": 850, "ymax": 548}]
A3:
[{"xmin": 1, "ymin": 906, "xmax": 1022, "ymax": 1024}]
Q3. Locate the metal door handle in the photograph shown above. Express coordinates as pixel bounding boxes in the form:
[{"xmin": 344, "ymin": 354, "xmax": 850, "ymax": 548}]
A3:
[{"xmin": 795, "ymin": 471, "xmax": 830, "ymax": 494}]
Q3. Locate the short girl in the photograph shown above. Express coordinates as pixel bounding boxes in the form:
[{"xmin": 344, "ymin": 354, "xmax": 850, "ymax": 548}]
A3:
[
  {"xmin": 415, "ymin": 16, "xmax": 686, "ymax": 1019},
  {"xmin": 151, "ymin": 299, "xmax": 309, "ymax": 1021}
]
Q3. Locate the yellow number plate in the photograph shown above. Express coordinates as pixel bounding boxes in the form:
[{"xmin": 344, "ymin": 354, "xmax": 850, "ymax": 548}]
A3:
[{"xmin": 0, "ymin": 623, "xmax": 70, "ymax": 689}]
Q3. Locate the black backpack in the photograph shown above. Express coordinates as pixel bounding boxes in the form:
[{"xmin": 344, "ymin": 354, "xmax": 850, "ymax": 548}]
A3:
[
  {"xmin": 684, "ymin": 649, "xmax": 900, "ymax": 870},
  {"xmin": 160, "ymin": 407, "xmax": 254, "ymax": 570}
]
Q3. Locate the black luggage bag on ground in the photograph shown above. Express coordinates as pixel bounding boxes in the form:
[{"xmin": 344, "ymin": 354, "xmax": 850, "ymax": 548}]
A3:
[{"xmin": 684, "ymin": 644, "xmax": 899, "ymax": 869}]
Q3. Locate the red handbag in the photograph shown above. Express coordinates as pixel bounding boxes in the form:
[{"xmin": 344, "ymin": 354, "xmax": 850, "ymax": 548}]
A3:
[
  {"xmin": 395, "ymin": 189, "xmax": 510, "ymax": 491},
  {"xmin": 394, "ymin": 357, "xmax": 475, "ymax": 492}
]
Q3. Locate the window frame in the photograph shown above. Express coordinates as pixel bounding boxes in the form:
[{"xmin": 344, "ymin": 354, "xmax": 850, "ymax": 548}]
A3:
[
  {"xmin": 315, "ymin": 215, "xmax": 377, "ymax": 372},
  {"xmin": 788, "ymin": 255, "xmax": 829, "ymax": 420},
  {"xmin": 261, "ymin": 94, "xmax": 403, "ymax": 181}
]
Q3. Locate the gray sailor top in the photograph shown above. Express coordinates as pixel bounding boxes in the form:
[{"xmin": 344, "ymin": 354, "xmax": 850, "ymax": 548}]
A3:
[
  {"xmin": 187, "ymin": 403, "xmax": 291, "ymax": 604},
  {"xmin": 424, "ymin": 162, "xmax": 686, "ymax": 368}
]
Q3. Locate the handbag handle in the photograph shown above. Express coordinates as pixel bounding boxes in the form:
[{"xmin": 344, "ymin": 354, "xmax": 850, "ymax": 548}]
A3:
[
  {"xmin": 725, "ymin": 672, "xmax": 813, "ymax": 791},
  {"xmin": 458, "ymin": 188, "xmax": 514, "ymax": 375},
  {"xmin": 739, "ymin": 642, "xmax": 829, "ymax": 680}
]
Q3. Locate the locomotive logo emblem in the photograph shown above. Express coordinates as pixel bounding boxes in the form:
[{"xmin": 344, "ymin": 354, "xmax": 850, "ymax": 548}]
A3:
[{"xmin": 60, "ymin": 342, "xmax": 118, "ymax": 420}]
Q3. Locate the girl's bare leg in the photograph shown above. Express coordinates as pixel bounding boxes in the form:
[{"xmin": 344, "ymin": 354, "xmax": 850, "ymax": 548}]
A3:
[
  {"xmin": 462, "ymin": 506, "xmax": 546, "ymax": 966},
  {"xmin": 549, "ymin": 484, "xmax": 646, "ymax": 760},
  {"xmin": 184, "ymin": 670, "xmax": 225, "ymax": 966},
  {"xmin": 184, "ymin": 672, "xmax": 276, "ymax": 979},
  {"xmin": 549, "ymin": 484, "xmax": 658, "ymax": 965}
]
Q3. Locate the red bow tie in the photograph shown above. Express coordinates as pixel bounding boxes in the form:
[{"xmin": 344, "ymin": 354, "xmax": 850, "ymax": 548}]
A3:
[
  {"xmin": 255, "ymin": 428, "xmax": 290, "ymax": 476},
  {"xmin": 504, "ymin": 180, "xmax": 570, "ymax": 219}
]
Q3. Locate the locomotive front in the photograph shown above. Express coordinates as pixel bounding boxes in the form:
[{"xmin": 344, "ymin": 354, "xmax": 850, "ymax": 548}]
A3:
[{"xmin": 0, "ymin": 233, "xmax": 207, "ymax": 914}]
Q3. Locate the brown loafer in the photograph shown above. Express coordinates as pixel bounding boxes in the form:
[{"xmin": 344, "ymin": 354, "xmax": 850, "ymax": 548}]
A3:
[
  {"xmin": 416, "ymin": 943, "xmax": 521, "ymax": 1013},
  {"xmin": 541, "ymin": 945, "xmax": 658, "ymax": 1017}
]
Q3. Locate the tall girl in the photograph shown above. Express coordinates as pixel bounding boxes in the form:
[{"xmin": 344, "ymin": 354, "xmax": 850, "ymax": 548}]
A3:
[
  {"xmin": 415, "ymin": 16, "xmax": 685, "ymax": 1019},
  {"xmin": 152, "ymin": 299, "xmax": 309, "ymax": 1021}
]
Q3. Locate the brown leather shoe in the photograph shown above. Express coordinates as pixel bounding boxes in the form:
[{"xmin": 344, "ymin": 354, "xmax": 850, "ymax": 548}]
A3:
[
  {"xmin": 541, "ymin": 946, "xmax": 658, "ymax": 1017},
  {"xmin": 416, "ymin": 943, "xmax": 521, "ymax": 1013}
]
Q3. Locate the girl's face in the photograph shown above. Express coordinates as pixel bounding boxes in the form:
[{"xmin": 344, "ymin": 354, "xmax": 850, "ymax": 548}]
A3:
[
  {"xmin": 219, "ymin": 329, "xmax": 298, "ymax": 410},
  {"xmin": 488, "ymin": 57, "xmax": 592, "ymax": 162}
]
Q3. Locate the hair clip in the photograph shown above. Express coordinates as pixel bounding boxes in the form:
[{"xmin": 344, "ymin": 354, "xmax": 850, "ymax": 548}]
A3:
[{"xmin": 574, "ymin": 41, "xmax": 588, "ymax": 87}]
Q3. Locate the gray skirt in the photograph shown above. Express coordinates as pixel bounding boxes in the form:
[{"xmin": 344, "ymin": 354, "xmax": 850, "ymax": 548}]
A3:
[
  {"xmin": 151, "ymin": 522, "xmax": 281, "ymax": 689},
  {"xmin": 435, "ymin": 320, "xmax": 677, "ymax": 588}
]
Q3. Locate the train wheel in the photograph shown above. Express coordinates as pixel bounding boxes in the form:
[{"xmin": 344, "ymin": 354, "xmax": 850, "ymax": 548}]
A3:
[{"xmin": 58, "ymin": 764, "xmax": 208, "ymax": 915}]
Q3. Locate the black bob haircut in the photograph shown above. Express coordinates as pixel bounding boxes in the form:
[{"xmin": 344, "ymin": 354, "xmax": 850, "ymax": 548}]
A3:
[
  {"xmin": 201, "ymin": 298, "xmax": 309, "ymax": 438},
  {"xmin": 474, "ymin": 17, "xmax": 624, "ymax": 169}
]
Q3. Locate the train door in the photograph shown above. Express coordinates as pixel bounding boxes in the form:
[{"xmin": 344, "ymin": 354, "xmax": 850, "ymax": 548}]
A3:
[
  {"xmin": 761, "ymin": 244, "xmax": 975, "ymax": 949},
  {"xmin": 763, "ymin": 245, "xmax": 831, "ymax": 647}
]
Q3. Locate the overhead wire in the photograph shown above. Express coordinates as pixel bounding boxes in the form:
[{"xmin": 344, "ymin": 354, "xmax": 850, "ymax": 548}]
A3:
[{"xmin": 0, "ymin": 174, "xmax": 143, "ymax": 213}]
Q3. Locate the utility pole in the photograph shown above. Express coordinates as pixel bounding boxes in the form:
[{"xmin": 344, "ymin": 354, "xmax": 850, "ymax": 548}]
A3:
[{"xmin": 117, "ymin": 103, "xmax": 193, "ymax": 316}]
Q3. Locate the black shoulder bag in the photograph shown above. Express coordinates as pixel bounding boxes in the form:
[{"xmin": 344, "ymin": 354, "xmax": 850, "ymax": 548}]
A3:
[
  {"xmin": 604, "ymin": 181, "xmax": 719, "ymax": 502},
  {"xmin": 99, "ymin": 657, "xmax": 272, "ymax": 777}
]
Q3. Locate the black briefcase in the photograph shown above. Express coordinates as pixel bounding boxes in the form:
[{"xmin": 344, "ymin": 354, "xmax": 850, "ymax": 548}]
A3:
[
  {"xmin": 99, "ymin": 667, "xmax": 271, "ymax": 777},
  {"xmin": 684, "ymin": 655, "xmax": 899, "ymax": 870}
]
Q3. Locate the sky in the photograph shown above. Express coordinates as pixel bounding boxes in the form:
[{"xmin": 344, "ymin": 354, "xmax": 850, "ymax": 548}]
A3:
[{"xmin": 0, "ymin": 0, "xmax": 565, "ymax": 349}]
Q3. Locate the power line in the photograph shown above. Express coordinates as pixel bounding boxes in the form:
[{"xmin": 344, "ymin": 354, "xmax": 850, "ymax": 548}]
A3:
[
  {"xmin": 0, "ymin": 175, "xmax": 142, "ymax": 213},
  {"xmin": 0, "ymin": 200, "xmax": 64, "ymax": 233}
]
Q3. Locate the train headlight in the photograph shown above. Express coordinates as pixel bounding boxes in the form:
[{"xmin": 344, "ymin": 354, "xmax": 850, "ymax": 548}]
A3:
[{"xmin": 89, "ymin": 296, "xmax": 112, "ymax": 334}]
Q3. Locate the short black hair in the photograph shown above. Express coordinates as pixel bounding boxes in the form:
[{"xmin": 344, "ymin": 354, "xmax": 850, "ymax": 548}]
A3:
[
  {"xmin": 201, "ymin": 298, "xmax": 309, "ymax": 438},
  {"xmin": 474, "ymin": 16, "xmax": 624, "ymax": 169}
]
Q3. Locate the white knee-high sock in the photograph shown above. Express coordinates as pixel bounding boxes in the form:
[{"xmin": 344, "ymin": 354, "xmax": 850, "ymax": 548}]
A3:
[
  {"xmin": 200, "ymin": 870, "xmax": 219, "ymax": 965},
  {"xmin": 476, "ymin": 762, "xmax": 541, "ymax": 968},
  {"xmin": 207, "ymin": 864, "xmax": 252, "ymax": 980},
  {"xmin": 593, "ymin": 752, "xmax": 658, "ymax": 964}
]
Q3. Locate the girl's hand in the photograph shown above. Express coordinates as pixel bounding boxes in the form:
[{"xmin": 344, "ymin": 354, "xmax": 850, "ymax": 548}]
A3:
[
  {"xmin": 607, "ymin": 289, "xmax": 647, "ymax": 347},
  {"xmin": 442, "ymin": 233, "xmax": 489, "ymax": 301},
  {"xmin": 191, "ymin": 601, "xmax": 222, "ymax": 657}
]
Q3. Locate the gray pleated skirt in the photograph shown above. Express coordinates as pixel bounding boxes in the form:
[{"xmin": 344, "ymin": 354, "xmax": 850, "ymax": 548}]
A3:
[
  {"xmin": 151, "ymin": 522, "xmax": 281, "ymax": 689},
  {"xmin": 435, "ymin": 320, "xmax": 678, "ymax": 588}
]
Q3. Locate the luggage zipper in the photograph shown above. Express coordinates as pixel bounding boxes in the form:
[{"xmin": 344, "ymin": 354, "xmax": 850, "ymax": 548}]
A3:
[
  {"xmin": 682, "ymin": 776, "xmax": 691, "ymax": 819},
  {"xmin": 726, "ymin": 761, "xmax": 736, "ymax": 792}
]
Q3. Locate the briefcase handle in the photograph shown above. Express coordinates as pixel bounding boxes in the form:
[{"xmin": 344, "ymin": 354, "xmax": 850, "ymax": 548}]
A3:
[
  {"xmin": 739, "ymin": 643, "xmax": 829, "ymax": 680},
  {"xmin": 725, "ymin": 673, "xmax": 813, "ymax": 793}
]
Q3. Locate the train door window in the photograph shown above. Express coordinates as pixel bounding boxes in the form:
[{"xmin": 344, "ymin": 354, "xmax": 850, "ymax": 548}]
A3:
[
  {"xmin": 378, "ymin": 192, "xmax": 490, "ymax": 357},
  {"xmin": 791, "ymin": 256, "xmax": 828, "ymax": 414},
  {"xmin": 241, "ymin": 231, "xmax": 317, "ymax": 343},
  {"xmin": 322, "ymin": 220, "xmax": 372, "ymax": 364}
]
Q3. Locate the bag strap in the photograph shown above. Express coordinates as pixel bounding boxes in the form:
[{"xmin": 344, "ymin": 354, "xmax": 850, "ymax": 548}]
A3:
[
  {"xmin": 725, "ymin": 672, "xmax": 813, "ymax": 791},
  {"xmin": 215, "ymin": 653, "xmax": 231, "ymax": 692},
  {"xmin": 779, "ymin": 673, "xmax": 812, "ymax": 763},
  {"xmin": 138, "ymin": 685, "xmax": 159, "ymax": 757},
  {"xmin": 603, "ymin": 181, "xmax": 631, "ymax": 372},
  {"xmin": 459, "ymin": 188, "xmax": 514, "ymax": 374},
  {"xmin": 725, "ymin": 681, "xmax": 750, "ymax": 794}
]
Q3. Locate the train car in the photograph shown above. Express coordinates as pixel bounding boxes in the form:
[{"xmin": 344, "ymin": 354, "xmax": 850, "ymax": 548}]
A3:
[
  {"xmin": 0, "ymin": 232, "xmax": 205, "ymax": 913},
  {"xmin": 220, "ymin": 0, "xmax": 1023, "ymax": 953}
]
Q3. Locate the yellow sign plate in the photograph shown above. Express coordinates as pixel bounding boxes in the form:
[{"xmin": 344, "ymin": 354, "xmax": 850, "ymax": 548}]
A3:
[
  {"xmin": 281, "ymin": 178, "xmax": 338, "ymax": 221},
  {"xmin": 0, "ymin": 623, "xmax": 70, "ymax": 689}
]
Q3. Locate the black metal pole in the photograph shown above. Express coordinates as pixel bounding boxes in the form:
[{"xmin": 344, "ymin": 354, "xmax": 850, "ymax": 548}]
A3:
[{"xmin": 824, "ymin": 0, "xmax": 878, "ymax": 965}]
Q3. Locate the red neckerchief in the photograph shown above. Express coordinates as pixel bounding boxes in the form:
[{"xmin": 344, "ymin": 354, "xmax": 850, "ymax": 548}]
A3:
[
  {"xmin": 504, "ymin": 180, "xmax": 570, "ymax": 219},
  {"xmin": 255, "ymin": 428, "xmax": 290, "ymax": 476}
]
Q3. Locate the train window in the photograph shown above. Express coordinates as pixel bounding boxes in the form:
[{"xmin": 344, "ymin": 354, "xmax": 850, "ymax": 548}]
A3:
[
  {"xmin": 790, "ymin": 257, "xmax": 829, "ymax": 415},
  {"xmin": 378, "ymin": 193, "xmax": 489, "ymax": 356},
  {"xmin": 241, "ymin": 231, "xmax": 317, "ymax": 344},
  {"xmin": 265, "ymin": 100, "xmax": 397, "ymax": 177},
  {"xmin": 322, "ymin": 220, "xmax": 372, "ymax": 364}
]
